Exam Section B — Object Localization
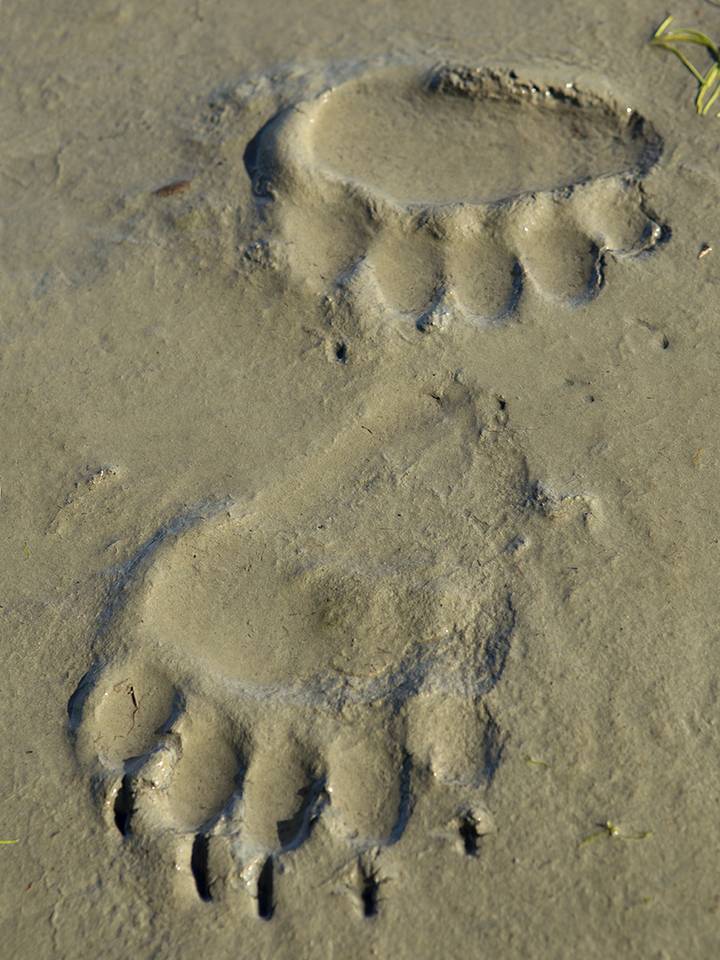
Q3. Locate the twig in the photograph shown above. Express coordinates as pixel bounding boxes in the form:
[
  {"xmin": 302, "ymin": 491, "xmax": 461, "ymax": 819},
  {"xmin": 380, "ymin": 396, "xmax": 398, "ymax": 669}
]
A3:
[{"xmin": 580, "ymin": 820, "xmax": 651, "ymax": 847}]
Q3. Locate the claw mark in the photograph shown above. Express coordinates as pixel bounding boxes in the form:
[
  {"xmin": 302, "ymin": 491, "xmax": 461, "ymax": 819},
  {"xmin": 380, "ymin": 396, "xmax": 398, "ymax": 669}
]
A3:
[
  {"xmin": 257, "ymin": 856, "xmax": 275, "ymax": 920},
  {"xmin": 190, "ymin": 834, "xmax": 213, "ymax": 902},
  {"xmin": 276, "ymin": 775, "xmax": 329, "ymax": 851},
  {"xmin": 359, "ymin": 859, "xmax": 382, "ymax": 918},
  {"xmin": 388, "ymin": 751, "xmax": 414, "ymax": 845},
  {"xmin": 458, "ymin": 812, "xmax": 481, "ymax": 856},
  {"xmin": 113, "ymin": 774, "xmax": 135, "ymax": 837}
]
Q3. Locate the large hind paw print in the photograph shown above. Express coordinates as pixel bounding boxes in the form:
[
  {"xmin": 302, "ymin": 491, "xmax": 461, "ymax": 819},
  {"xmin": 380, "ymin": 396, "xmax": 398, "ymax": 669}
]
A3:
[
  {"xmin": 70, "ymin": 518, "xmax": 513, "ymax": 917},
  {"xmin": 71, "ymin": 518, "xmax": 515, "ymax": 919},
  {"xmin": 246, "ymin": 62, "xmax": 668, "ymax": 331},
  {"xmin": 68, "ymin": 384, "xmax": 528, "ymax": 917}
]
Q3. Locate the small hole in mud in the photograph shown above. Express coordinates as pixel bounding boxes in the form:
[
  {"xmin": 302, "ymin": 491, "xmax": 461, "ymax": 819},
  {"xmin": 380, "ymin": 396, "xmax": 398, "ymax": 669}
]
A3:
[
  {"xmin": 190, "ymin": 834, "xmax": 212, "ymax": 902},
  {"xmin": 360, "ymin": 865, "xmax": 381, "ymax": 918},
  {"xmin": 334, "ymin": 341, "xmax": 348, "ymax": 363},
  {"xmin": 459, "ymin": 814, "xmax": 480, "ymax": 857},
  {"xmin": 662, "ymin": 335, "xmax": 670, "ymax": 349},
  {"xmin": 113, "ymin": 775, "xmax": 134, "ymax": 837},
  {"xmin": 497, "ymin": 397, "xmax": 507, "ymax": 411},
  {"xmin": 257, "ymin": 856, "xmax": 275, "ymax": 920}
]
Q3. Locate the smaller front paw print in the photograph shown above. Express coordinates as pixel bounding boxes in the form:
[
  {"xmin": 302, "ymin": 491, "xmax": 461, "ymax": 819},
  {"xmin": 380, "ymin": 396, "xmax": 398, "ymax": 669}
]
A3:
[{"xmin": 244, "ymin": 60, "xmax": 668, "ymax": 331}]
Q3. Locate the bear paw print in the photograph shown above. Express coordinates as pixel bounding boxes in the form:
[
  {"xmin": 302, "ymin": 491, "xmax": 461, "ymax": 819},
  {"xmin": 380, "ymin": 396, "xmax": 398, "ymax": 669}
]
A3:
[{"xmin": 245, "ymin": 62, "xmax": 668, "ymax": 332}]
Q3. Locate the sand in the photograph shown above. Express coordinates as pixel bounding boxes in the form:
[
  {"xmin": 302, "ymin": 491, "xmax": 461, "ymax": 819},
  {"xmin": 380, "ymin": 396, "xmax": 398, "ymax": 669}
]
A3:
[{"xmin": 2, "ymin": 0, "xmax": 720, "ymax": 956}]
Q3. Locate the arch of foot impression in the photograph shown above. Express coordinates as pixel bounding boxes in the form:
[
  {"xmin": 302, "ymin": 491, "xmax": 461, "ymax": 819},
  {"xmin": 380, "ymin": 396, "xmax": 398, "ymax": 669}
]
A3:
[{"xmin": 246, "ymin": 61, "xmax": 668, "ymax": 329}]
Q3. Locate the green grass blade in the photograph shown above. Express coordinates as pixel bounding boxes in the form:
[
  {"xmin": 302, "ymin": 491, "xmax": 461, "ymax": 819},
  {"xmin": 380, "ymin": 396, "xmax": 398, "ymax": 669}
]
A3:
[
  {"xmin": 650, "ymin": 14, "xmax": 720, "ymax": 114},
  {"xmin": 653, "ymin": 40, "xmax": 706, "ymax": 82},
  {"xmin": 656, "ymin": 28, "xmax": 716, "ymax": 45},
  {"xmin": 697, "ymin": 62, "xmax": 720, "ymax": 112},
  {"xmin": 657, "ymin": 30, "xmax": 720, "ymax": 56},
  {"xmin": 701, "ymin": 66, "xmax": 720, "ymax": 113},
  {"xmin": 653, "ymin": 14, "xmax": 675, "ymax": 39}
]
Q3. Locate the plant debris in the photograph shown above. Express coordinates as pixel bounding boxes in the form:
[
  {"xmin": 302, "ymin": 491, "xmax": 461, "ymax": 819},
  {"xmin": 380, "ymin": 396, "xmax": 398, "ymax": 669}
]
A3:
[{"xmin": 651, "ymin": 15, "xmax": 720, "ymax": 115}]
